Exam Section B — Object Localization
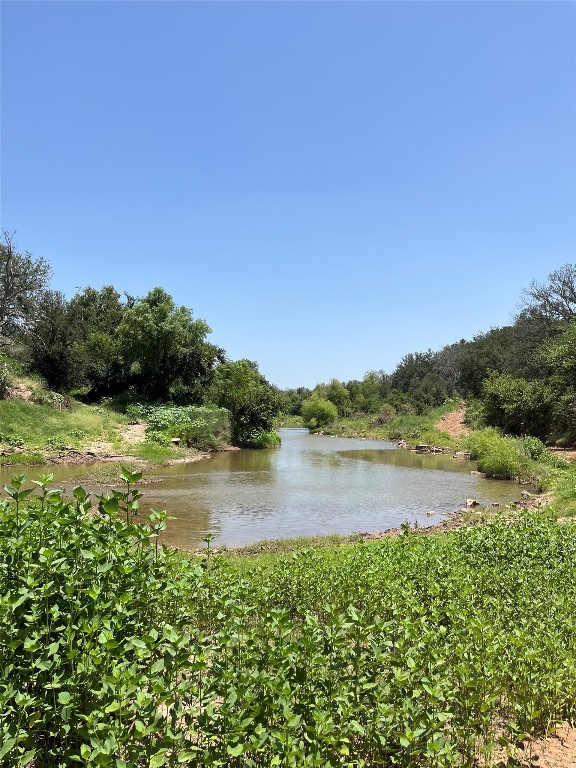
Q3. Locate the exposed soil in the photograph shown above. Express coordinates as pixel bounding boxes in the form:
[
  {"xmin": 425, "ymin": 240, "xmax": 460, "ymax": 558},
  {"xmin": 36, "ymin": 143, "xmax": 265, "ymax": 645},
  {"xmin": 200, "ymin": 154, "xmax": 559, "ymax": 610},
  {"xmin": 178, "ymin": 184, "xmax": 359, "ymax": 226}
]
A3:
[
  {"xmin": 494, "ymin": 721, "xmax": 576, "ymax": 767},
  {"xmin": 435, "ymin": 404, "xmax": 470, "ymax": 439},
  {"xmin": 6, "ymin": 384, "xmax": 35, "ymax": 402}
]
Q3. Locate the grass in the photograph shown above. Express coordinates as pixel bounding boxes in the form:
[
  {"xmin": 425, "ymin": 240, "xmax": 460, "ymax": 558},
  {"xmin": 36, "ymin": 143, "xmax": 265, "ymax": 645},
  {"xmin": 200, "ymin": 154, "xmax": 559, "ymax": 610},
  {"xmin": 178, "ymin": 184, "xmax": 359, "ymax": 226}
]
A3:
[
  {"xmin": 0, "ymin": 399, "xmax": 121, "ymax": 452},
  {"xmin": 322, "ymin": 400, "xmax": 460, "ymax": 448},
  {"xmin": 544, "ymin": 465, "xmax": 576, "ymax": 519},
  {"xmin": 126, "ymin": 441, "xmax": 187, "ymax": 463},
  {"xmin": 0, "ymin": 452, "xmax": 45, "ymax": 466},
  {"xmin": 463, "ymin": 427, "xmax": 569, "ymax": 486},
  {"xmin": 69, "ymin": 462, "xmax": 147, "ymax": 485}
]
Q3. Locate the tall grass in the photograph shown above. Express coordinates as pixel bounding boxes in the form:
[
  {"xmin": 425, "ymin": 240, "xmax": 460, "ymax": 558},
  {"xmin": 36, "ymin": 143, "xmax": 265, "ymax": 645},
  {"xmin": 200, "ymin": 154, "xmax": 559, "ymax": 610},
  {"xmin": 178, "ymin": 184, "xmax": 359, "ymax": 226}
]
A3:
[
  {"xmin": 326, "ymin": 401, "xmax": 459, "ymax": 447},
  {"xmin": 464, "ymin": 427, "xmax": 567, "ymax": 484}
]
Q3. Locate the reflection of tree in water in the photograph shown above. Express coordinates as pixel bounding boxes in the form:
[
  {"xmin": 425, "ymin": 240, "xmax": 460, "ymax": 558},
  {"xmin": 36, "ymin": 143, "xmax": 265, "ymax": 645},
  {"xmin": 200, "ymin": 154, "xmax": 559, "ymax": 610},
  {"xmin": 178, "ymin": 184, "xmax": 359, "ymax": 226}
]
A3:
[
  {"xmin": 205, "ymin": 447, "xmax": 277, "ymax": 475},
  {"xmin": 337, "ymin": 449, "xmax": 471, "ymax": 473}
]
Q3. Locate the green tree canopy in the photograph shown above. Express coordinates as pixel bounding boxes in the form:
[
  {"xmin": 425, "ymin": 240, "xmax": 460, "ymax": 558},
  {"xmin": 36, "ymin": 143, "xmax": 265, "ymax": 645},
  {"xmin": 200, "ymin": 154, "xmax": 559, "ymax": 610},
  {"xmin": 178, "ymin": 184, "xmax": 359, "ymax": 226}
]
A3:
[
  {"xmin": 117, "ymin": 288, "xmax": 224, "ymax": 401},
  {"xmin": 0, "ymin": 232, "xmax": 51, "ymax": 343},
  {"xmin": 207, "ymin": 359, "xmax": 283, "ymax": 446},
  {"xmin": 301, "ymin": 397, "xmax": 338, "ymax": 429}
]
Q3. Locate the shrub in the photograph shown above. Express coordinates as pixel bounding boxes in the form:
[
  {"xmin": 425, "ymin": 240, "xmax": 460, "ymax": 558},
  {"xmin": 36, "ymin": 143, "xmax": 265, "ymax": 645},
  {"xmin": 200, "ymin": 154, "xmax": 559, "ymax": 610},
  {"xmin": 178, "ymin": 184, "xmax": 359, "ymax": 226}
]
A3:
[
  {"xmin": 369, "ymin": 403, "xmax": 397, "ymax": 427},
  {"xmin": 521, "ymin": 435, "xmax": 547, "ymax": 462},
  {"xmin": 146, "ymin": 405, "xmax": 230, "ymax": 450},
  {"xmin": 301, "ymin": 397, "xmax": 338, "ymax": 429},
  {"xmin": 243, "ymin": 429, "xmax": 281, "ymax": 448},
  {"xmin": 482, "ymin": 372, "xmax": 555, "ymax": 440}
]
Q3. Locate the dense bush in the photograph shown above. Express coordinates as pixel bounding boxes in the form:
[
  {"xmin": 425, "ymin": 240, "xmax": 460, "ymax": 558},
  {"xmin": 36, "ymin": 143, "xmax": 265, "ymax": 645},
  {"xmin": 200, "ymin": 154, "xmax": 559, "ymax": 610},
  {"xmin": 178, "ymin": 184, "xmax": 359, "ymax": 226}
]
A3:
[
  {"xmin": 207, "ymin": 360, "xmax": 283, "ymax": 446},
  {"xmin": 301, "ymin": 396, "xmax": 338, "ymax": 429},
  {"xmin": 146, "ymin": 405, "xmax": 230, "ymax": 450},
  {"xmin": 482, "ymin": 372, "xmax": 555, "ymax": 440},
  {"xmin": 2, "ymin": 475, "xmax": 576, "ymax": 766}
]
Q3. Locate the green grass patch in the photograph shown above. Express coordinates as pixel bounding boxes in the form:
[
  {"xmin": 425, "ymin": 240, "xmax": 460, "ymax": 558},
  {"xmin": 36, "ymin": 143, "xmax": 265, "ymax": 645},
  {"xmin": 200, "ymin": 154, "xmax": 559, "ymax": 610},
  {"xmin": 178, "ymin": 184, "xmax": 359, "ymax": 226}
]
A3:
[
  {"xmin": 0, "ymin": 452, "xmax": 45, "ymax": 466},
  {"xmin": 463, "ymin": 427, "xmax": 566, "ymax": 485},
  {"xmin": 127, "ymin": 441, "xmax": 187, "ymax": 463},
  {"xmin": 326, "ymin": 400, "xmax": 460, "ymax": 448},
  {"xmin": 0, "ymin": 399, "xmax": 120, "ymax": 451},
  {"xmin": 70, "ymin": 462, "xmax": 146, "ymax": 485},
  {"xmin": 545, "ymin": 465, "xmax": 576, "ymax": 519}
]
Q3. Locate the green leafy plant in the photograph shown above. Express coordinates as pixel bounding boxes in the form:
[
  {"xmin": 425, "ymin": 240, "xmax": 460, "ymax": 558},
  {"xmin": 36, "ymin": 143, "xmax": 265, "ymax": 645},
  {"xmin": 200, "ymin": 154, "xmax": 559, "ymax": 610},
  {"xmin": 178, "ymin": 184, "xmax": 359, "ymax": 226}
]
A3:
[
  {"xmin": 146, "ymin": 404, "xmax": 230, "ymax": 450},
  {"xmin": 2, "ymin": 474, "xmax": 576, "ymax": 767}
]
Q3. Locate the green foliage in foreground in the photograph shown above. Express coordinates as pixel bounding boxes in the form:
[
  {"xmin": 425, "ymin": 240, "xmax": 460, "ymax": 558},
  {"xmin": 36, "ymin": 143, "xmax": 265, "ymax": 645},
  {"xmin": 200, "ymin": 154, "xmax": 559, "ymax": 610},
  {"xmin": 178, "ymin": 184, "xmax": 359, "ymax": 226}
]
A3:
[{"xmin": 2, "ymin": 475, "xmax": 576, "ymax": 767}]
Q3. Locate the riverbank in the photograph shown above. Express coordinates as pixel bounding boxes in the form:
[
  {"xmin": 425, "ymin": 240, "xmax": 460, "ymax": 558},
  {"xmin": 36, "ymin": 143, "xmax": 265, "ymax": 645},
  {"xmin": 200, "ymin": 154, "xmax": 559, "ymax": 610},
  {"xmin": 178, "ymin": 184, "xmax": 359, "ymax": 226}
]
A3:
[{"xmin": 0, "ymin": 393, "xmax": 234, "ymax": 472}]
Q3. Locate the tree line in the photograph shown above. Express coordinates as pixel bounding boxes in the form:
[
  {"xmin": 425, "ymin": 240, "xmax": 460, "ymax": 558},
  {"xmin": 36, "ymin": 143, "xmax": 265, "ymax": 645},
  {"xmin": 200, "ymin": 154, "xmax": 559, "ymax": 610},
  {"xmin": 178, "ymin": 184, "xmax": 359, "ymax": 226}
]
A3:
[
  {"xmin": 286, "ymin": 264, "xmax": 576, "ymax": 444},
  {"xmin": 0, "ymin": 233, "xmax": 283, "ymax": 447},
  {"xmin": 2, "ymin": 232, "xmax": 574, "ymax": 445}
]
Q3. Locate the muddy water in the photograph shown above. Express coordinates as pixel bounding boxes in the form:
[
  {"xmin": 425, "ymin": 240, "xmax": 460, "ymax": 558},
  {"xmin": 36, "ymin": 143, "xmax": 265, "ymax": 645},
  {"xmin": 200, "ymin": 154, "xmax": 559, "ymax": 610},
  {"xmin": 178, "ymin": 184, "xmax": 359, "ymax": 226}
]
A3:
[{"xmin": 1, "ymin": 429, "xmax": 522, "ymax": 548}]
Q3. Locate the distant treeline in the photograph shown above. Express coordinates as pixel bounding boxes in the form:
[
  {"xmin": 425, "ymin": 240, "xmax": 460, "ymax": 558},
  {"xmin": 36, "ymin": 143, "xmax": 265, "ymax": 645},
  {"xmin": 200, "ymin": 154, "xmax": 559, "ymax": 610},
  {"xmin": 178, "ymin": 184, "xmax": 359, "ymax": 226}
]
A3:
[{"xmin": 285, "ymin": 264, "xmax": 576, "ymax": 444}]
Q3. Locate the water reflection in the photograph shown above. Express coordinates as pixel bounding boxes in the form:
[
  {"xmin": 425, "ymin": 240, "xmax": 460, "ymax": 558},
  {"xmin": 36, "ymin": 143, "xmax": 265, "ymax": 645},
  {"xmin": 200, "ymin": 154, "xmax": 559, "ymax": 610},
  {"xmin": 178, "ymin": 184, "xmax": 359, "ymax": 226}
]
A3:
[{"xmin": 0, "ymin": 429, "xmax": 521, "ymax": 549}]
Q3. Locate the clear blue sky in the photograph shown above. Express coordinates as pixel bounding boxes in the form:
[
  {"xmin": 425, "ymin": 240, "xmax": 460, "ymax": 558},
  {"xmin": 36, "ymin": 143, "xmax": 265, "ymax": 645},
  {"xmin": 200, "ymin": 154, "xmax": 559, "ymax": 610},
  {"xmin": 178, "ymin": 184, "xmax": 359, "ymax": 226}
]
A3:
[{"xmin": 2, "ymin": 1, "xmax": 575, "ymax": 390}]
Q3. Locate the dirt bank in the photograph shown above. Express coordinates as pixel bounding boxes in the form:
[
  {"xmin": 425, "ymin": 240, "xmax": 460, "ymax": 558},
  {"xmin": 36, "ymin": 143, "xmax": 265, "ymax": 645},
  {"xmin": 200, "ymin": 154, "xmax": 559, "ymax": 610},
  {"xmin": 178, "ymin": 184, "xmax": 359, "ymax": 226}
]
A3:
[{"xmin": 435, "ymin": 404, "xmax": 470, "ymax": 439}]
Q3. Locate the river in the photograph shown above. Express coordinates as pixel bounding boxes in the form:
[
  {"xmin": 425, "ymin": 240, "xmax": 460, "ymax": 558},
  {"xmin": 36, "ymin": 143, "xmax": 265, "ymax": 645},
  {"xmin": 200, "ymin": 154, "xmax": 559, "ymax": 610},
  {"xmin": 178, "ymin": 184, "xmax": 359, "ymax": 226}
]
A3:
[{"xmin": 1, "ymin": 428, "xmax": 521, "ymax": 548}]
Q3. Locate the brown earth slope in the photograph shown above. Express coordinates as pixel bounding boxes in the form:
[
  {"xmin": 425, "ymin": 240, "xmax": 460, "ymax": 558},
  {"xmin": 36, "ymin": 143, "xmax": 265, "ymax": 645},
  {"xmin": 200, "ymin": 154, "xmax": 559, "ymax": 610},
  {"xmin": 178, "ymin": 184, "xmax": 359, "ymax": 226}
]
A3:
[{"xmin": 435, "ymin": 405, "xmax": 469, "ymax": 439}]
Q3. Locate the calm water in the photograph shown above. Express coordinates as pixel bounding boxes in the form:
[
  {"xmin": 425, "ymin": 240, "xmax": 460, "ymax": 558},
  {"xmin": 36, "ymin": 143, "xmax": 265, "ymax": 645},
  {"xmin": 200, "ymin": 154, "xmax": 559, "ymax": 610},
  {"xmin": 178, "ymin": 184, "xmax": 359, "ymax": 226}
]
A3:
[{"xmin": 1, "ymin": 428, "xmax": 520, "ymax": 548}]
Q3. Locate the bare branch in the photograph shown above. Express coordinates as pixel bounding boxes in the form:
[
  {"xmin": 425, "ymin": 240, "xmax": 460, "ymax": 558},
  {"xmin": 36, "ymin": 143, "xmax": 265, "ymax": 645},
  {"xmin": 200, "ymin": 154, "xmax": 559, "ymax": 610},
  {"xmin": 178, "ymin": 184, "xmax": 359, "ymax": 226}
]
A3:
[{"xmin": 517, "ymin": 264, "xmax": 576, "ymax": 322}]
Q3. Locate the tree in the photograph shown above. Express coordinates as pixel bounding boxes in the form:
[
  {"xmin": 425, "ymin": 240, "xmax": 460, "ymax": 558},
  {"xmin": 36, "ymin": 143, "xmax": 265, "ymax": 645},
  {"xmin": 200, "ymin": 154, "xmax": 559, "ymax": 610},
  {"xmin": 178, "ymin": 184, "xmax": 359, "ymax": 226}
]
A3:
[
  {"xmin": 301, "ymin": 397, "xmax": 338, "ymax": 429},
  {"xmin": 482, "ymin": 371, "xmax": 554, "ymax": 440},
  {"xmin": 69, "ymin": 286, "xmax": 126, "ymax": 397},
  {"xmin": 283, "ymin": 387, "xmax": 312, "ymax": 415},
  {"xmin": 25, "ymin": 290, "xmax": 82, "ymax": 391},
  {"xmin": 313, "ymin": 379, "xmax": 352, "ymax": 416},
  {"xmin": 0, "ymin": 232, "xmax": 51, "ymax": 343},
  {"xmin": 26, "ymin": 286, "xmax": 127, "ymax": 395},
  {"xmin": 518, "ymin": 263, "xmax": 576, "ymax": 322},
  {"xmin": 117, "ymin": 288, "xmax": 224, "ymax": 401},
  {"xmin": 207, "ymin": 359, "xmax": 283, "ymax": 446}
]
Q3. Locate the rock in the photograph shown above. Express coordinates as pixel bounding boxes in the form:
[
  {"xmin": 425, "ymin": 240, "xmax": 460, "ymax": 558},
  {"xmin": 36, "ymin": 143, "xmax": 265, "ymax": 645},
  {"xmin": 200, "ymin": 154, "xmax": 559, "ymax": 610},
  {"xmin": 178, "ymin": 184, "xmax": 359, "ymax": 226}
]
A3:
[
  {"xmin": 426, "ymin": 511, "xmax": 435, "ymax": 517},
  {"xmin": 470, "ymin": 470, "xmax": 485, "ymax": 477},
  {"xmin": 492, "ymin": 502, "xmax": 500, "ymax": 507},
  {"xmin": 466, "ymin": 498, "xmax": 479, "ymax": 507}
]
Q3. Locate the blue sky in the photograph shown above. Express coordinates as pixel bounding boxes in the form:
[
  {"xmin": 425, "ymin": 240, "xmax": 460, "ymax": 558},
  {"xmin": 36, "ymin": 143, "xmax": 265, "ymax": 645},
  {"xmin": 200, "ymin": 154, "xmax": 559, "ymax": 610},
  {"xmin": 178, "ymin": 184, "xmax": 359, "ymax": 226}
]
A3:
[{"xmin": 2, "ymin": 1, "xmax": 575, "ymax": 389}]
